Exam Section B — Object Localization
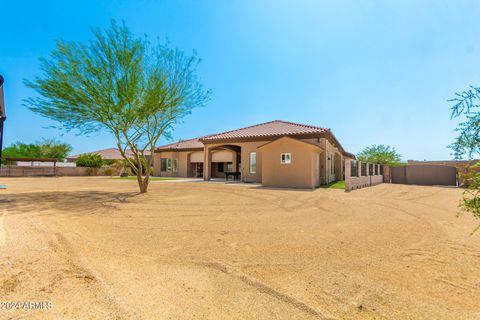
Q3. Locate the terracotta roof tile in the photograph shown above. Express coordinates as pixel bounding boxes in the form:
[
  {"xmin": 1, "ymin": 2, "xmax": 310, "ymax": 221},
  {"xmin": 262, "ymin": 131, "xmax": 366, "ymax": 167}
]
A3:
[
  {"xmin": 155, "ymin": 138, "xmax": 204, "ymax": 151},
  {"xmin": 199, "ymin": 120, "xmax": 329, "ymax": 141}
]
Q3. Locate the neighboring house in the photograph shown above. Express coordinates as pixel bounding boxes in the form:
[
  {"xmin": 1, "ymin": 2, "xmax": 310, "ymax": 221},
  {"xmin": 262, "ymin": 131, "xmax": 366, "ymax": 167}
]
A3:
[
  {"xmin": 67, "ymin": 148, "xmax": 151, "ymax": 162},
  {"xmin": 154, "ymin": 120, "xmax": 355, "ymax": 188}
]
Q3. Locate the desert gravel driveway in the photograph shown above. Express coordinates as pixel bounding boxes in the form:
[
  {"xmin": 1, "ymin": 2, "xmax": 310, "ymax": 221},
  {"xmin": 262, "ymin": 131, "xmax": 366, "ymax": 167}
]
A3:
[{"xmin": 1, "ymin": 177, "xmax": 479, "ymax": 319}]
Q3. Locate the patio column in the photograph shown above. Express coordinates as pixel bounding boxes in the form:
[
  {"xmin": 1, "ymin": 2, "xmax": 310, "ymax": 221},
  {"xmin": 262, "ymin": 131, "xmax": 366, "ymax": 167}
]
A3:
[
  {"xmin": 203, "ymin": 145, "xmax": 212, "ymax": 181},
  {"xmin": 345, "ymin": 158, "xmax": 351, "ymax": 191},
  {"xmin": 231, "ymin": 151, "xmax": 236, "ymax": 172}
]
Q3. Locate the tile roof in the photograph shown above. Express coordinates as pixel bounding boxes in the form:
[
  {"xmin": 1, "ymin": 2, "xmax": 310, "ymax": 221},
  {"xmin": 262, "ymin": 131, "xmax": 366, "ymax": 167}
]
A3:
[
  {"xmin": 67, "ymin": 148, "xmax": 151, "ymax": 160},
  {"xmin": 153, "ymin": 120, "xmax": 356, "ymax": 155},
  {"xmin": 199, "ymin": 120, "xmax": 329, "ymax": 142},
  {"xmin": 155, "ymin": 138, "xmax": 204, "ymax": 151}
]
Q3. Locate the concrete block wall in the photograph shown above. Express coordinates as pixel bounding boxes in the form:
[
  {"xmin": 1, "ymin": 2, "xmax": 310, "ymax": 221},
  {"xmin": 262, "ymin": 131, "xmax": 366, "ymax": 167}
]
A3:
[{"xmin": 345, "ymin": 159, "xmax": 384, "ymax": 191}]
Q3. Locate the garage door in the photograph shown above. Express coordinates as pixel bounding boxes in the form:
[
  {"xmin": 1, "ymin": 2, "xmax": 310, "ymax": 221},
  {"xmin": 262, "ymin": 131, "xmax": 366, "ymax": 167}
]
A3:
[{"xmin": 392, "ymin": 165, "xmax": 457, "ymax": 186}]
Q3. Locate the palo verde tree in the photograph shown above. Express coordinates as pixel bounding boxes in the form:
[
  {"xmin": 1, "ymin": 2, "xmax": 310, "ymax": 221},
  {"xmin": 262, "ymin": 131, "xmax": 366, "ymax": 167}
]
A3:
[
  {"xmin": 356, "ymin": 144, "xmax": 402, "ymax": 166},
  {"xmin": 449, "ymin": 85, "xmax": 480, "ymax": 232},
  {"xmin": 24, "ymin": 20, "xmax": 210, "ymax": 192}
]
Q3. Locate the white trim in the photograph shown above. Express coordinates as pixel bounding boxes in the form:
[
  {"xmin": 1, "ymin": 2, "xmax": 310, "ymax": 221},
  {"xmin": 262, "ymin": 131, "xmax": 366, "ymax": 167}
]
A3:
[
  {"xmin": 249, "ymin": 152, "xmax": 257, "ymax": 174},
  {"xmin": 280, "ymin": 153, "xmax": 291, "ymax": 164}
]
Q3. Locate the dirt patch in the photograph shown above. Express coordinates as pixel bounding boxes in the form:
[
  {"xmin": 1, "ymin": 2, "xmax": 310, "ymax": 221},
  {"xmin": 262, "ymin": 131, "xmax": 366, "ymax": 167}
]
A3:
[{"xmin": 1, "ymin": 177, "xmax": 479, "ymax": 319}]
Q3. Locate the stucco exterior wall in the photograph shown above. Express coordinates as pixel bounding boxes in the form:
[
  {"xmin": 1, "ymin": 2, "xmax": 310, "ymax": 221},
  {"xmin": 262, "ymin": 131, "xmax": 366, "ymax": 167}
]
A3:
[
  {"xmin": 302, "ymin": 138, "xmax": 341, "ymax": 184},
  {"xmin": 154, "ymin": 151, "xmax": 190, "ymax": 177},
  {"xmin": 259, "ymin": 137, "xmax": 321, "ymax": 189}
]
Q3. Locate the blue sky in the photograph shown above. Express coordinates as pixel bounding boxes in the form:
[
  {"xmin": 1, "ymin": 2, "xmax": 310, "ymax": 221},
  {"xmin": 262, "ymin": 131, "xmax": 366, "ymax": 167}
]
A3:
[{"xmin": 1, "ymin": 0, "xmax": 480, "ymax": 160}]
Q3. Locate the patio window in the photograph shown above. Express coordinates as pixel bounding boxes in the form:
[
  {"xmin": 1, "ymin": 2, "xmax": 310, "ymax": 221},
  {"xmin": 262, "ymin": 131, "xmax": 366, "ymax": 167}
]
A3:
[
  {"xmin": 161, "ymin": 158, "xmax": 172, "ymax": 172},
  {"xmin": 218, "ymin": 162, "xmax": 224, "ymax": 173},
  {"xmin": 249, "ymin": 152, "xmax": 257, "ymax": 174},
  {"xmin": 281, "ymin": 153, "xmax": 291, "ymax": 164},
  {"xmin": 172, "ymin": 159, "xmax": 178, "ymax": 172}
]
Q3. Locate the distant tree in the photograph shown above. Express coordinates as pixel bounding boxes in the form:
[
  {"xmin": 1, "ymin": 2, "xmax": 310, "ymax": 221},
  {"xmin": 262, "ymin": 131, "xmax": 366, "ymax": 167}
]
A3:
[
  {"xmin": 2, "ymin": 142, "xmax": 42, "ymax": 161},
  {"xmin": 24, "ymin": 20, "xmax": 210, "ymax": 193},
  {"xmin": 1, "ymin": 138, "xmax": 72, "ymax": 163},
  {"xmin": 449, "ymin": 85, "xmax": 480, "ymax": 233},
  {"xmin": 356, "ymin": 144, "xmax": 402, "ymax": 166},
  {"xmin": 75, "ymin": 153, "xmax": 103, "ymax": 168},
  {"xmin": 37, "ymin": 138, "xmax": 72, "ymax": 160}
]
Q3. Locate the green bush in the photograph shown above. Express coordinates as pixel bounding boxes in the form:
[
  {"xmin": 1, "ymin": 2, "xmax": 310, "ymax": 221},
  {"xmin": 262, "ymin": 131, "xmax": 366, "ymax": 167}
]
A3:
[
  {"xmin": 75, "ymin": 153, "xmax": 103, "ymax": 168},
  {"xmin": 103, "ymin": 159, "xmax": 116, "ymax": 166}
]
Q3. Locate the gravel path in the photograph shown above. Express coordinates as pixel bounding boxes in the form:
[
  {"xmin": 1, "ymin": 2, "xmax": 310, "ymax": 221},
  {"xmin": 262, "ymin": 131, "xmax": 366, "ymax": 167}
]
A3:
[{"xmin": 1, "ymin": 177, "xmax": 479, "ymax": 319}]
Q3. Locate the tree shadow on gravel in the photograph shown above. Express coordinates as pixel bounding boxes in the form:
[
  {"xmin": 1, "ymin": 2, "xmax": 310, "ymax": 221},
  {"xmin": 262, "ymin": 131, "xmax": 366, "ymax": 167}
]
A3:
[{"xmin": 0, "ymin": 191, "xmax": 140, "ymax": 216}]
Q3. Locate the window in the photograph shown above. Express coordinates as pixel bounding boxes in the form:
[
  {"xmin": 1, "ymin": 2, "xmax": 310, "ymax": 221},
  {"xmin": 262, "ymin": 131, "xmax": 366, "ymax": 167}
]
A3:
[
  {"xmin": 172, "ymin": 159, "xmax": 178, "ymax": 172},
  {"xmin": 218, "ymin": 162, "xmax": 224, "ymax": 173},
  {"xmin": 281, "ymin": 153, "xmax": 291, "ymax": 164},
  {"xmin": 369, "ymin": 163, "xmax": 374, "ymax": 176},
  {"xmin": 249, "ymin": 152, "xmax": 257, "ymax": 173},
  {"xmin": 227, "ymin": 163, "xmax": 233, "ymax": 172},
  {"xmin": 380, "ymin": 165, "xmax": 384, "ymax": 175},
  {"xmin": 161, "ymin": 158, "xmax": 172, "ymax": 172},
  {"xmin": 374, "ymin": 164, "xmax": 378, "ymax": 175}
]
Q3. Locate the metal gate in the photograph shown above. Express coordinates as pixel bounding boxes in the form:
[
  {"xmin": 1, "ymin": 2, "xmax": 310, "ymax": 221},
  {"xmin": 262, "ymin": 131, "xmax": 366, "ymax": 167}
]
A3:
[{"xmin": 391, "ymin": 165, "xmax": 457, "ymax": 186}]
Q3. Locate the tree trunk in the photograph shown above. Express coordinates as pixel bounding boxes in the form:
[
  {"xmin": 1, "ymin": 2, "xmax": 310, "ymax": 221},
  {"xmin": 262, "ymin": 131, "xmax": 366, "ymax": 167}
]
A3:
[
  {"xmin": 136, "ymin": 172, "xmax": 149, "ymax": 193},
  {"xmin": 140, "ymin": 180, "xmax": 149, "ymax": 193}
]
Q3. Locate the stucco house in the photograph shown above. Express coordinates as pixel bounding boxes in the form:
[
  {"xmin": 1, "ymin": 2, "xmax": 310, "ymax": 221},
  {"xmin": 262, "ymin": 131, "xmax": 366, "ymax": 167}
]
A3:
[{"xmin": 154, "ymin": 120, "xmax": 354, "ymax": 188}]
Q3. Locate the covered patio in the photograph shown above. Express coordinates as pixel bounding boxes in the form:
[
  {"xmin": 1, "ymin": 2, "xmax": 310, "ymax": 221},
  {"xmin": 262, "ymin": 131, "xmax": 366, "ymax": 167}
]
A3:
[{"xmin": 203, "ymin": 144, "xmax": 241, "ymax": 181}]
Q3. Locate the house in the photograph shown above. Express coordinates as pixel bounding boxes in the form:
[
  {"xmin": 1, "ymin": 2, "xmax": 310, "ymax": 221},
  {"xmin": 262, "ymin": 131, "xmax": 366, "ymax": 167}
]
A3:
[
  {"xmin": 154, "ymin": 120, "xmax": 354, "ymax": 189},
  {"xmin": 67, "ymin": 148, "xmax": 151, "ymax": 163}
]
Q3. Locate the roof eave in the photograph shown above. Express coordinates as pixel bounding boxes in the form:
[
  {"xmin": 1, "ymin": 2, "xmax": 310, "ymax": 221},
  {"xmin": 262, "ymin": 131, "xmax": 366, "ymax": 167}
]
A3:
[
  {"xmin": 199, "ymin": 132, "xmax": 328, "ymax": 144},
  {"xmin": 154, "ymin": 147, "xmax": 204, "ymax": 153}
]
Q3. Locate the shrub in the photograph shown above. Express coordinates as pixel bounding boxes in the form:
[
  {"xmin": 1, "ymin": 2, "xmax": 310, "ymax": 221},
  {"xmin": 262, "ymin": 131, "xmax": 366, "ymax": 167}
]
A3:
[
  {"xmin": 103, "ymin": 167, "xmax": 115, "ymax": 177},
  {"xmin": 103, "ymin": 159, "xmax": 115, "ymax": 166},
  {"xmin": 86, "ymin": 167, "xmax": 99, "ymax": 176},
  {"xmin": 75, "ymin": 153, "xmax": 103, "ymax": 168}
]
